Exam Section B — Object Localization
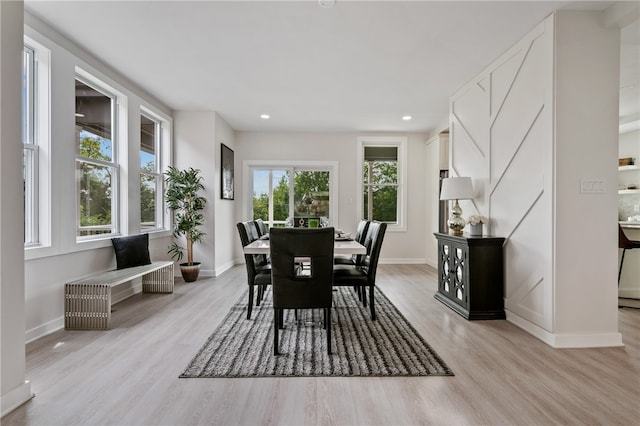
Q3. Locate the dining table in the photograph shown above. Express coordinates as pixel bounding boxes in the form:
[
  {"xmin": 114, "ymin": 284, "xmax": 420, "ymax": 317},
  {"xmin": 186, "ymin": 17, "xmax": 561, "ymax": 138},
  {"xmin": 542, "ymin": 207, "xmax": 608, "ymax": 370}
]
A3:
[{"xmin": 243, "ymin": 236, "xmax": 366, "ymax": 255}]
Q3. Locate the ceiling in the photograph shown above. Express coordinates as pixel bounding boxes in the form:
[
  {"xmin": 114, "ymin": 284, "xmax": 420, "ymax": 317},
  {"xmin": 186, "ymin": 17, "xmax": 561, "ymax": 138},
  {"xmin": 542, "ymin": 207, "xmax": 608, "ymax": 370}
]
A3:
[{"xmin": 24, "ymin": 1, "xmax": 638, "ymax": 134}]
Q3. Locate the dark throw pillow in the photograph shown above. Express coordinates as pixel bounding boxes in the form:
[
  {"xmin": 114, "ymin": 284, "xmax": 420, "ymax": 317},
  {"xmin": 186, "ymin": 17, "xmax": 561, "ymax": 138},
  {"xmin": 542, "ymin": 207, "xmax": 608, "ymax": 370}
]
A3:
[{"xmin": 111, "ymin": 234, "xmax": 151, "ymax": 270}]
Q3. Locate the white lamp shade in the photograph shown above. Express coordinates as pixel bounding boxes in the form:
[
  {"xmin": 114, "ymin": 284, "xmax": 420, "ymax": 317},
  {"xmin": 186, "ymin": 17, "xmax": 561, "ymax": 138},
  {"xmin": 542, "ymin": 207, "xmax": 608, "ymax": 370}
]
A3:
[{"xmin": 440, "ymin": 177, "xmax": 474, "ymax": 200}]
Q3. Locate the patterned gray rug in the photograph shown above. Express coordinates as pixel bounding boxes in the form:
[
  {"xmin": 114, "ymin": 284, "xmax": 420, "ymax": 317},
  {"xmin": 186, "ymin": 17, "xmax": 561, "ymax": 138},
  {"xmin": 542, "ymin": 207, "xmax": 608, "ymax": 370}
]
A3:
[{"xmin": 180, "ymin": 287, "xmax": 453, "ymax": 378}]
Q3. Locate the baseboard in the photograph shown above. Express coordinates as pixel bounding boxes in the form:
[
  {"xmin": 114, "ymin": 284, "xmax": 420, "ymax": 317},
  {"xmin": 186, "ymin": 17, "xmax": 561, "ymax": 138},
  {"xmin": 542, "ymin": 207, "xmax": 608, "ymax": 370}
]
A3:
[
  {"xmin": 1, "ymin": 381, "xmax": 34, "ymax": 418},
  {"xmin": 26, "ymin": 282, "xmax": 142, "ymax": 343},
  {"xmin": 199, "ymin": 269, "xmax": 215, "ymax": 277},
  {"xmin": 424, "ymin": 256, "xmax": 437, "ymax": 269},
  {"xmin": 379, "ymin": 258, "xmax": 425, "ymax": 264},
  {"xmin": 618, "ymin": 288, "xmax": 640, "ymax": 299},
  {"xmin": 26, "ymin": 317, "xmax": 64, "ymax": 344},
  {"xmin": 214, "ymin": 260, "xmax": 235, "ymax": 277},
  {"xmin": 111, "ymin": 279, "xmax": 142, "ymax": 304},
  {"xmin": 507, "ymin": 310, "xmax": 624, "ymax": 348}
]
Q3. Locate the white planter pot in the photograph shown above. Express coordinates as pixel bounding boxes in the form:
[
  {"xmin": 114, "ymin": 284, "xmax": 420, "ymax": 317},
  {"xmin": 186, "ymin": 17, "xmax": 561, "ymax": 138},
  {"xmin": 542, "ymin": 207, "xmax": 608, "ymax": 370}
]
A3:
[{"xmin": 470, "ymin": 223, "xmax": 483, "ymax": 236}]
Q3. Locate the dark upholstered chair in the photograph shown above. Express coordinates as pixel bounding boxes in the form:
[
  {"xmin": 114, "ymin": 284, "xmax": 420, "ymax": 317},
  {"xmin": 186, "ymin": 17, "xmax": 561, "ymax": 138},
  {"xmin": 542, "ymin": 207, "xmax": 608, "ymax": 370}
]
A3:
[
  {"xmin": 237, "ymin": 221, "xmax": 271, "ymax": 319},
  {"xmin": 333, "ymin": 221, "xmax": 387, "ymax": 320},
  {"xmin": 619, "ymin": 224, "xmax": 640, "ymax": 284},
  {"xmin": 334, "ymin": 219, "xmax": 370, "ymax": 266},
  {"xmin": 254, "ymin": 219, "xmax": 267, "ymax": 237},
  {"xmin": 270, "ymin": 227, "xmax": 335, "ymax": 355}
]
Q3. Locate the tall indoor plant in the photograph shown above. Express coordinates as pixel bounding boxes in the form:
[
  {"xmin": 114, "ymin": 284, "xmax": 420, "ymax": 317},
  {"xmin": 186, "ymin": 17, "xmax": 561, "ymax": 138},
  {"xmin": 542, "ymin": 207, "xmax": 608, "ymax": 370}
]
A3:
[{"xmin": 165, "ymin": 166, "xmax": 207, "ymax": 282}]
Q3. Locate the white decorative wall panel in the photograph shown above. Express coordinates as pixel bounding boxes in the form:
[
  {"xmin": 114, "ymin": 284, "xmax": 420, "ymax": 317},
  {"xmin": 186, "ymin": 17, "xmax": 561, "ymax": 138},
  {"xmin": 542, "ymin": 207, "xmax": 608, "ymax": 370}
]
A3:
[{"xmin": 450, "ymin": 20, "xmax": 553, "ymax": 331}]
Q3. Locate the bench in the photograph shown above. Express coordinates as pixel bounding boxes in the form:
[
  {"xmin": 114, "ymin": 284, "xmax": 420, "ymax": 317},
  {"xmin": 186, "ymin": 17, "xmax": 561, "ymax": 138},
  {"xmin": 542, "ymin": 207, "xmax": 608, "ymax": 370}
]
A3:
[{"xmin": 64, "ymin": 261, "xmax": 174, "ymax": 330}]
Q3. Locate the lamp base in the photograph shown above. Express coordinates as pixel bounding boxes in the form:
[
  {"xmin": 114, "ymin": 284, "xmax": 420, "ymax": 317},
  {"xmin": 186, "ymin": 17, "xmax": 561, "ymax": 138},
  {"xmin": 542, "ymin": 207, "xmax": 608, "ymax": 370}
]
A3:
[{"xmin": 448, "ymin": 199, "xmax": 466, "ymax": 236}]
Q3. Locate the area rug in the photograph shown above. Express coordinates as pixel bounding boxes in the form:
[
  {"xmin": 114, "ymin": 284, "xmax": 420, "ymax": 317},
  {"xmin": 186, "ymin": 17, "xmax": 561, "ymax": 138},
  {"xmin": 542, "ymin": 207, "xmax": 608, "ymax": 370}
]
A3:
[{"xmin": 180, "ymin": 287, "xmax": 453, "ymax": 378}]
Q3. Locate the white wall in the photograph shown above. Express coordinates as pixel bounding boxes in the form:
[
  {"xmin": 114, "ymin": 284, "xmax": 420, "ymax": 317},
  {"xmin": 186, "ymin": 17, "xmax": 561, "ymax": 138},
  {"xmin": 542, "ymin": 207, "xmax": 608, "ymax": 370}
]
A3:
[
  {"xmin": 1, "ymin": 0, "xmax": 34, "ymax": 416},
  {"xmin": 214, "ymin": 115, "xmax": 237, "ymax": 275},
  {"xmin": 21, "ymin": 16, "xmax": 173, "ymax": 342},
  {"xmin": 450, "ymin": 11, "xmax": 622, "ymax": 348},
  {"xmin": 553, "ymin": 10, "xmax": 620, "ymax": 342},
  {"xmin": 424, "ymin": 132, "xmax": 448, "ymax": 268},
  {"xmin": 234, "ymin": 131, "xmax": 429, "ymax": 264}
]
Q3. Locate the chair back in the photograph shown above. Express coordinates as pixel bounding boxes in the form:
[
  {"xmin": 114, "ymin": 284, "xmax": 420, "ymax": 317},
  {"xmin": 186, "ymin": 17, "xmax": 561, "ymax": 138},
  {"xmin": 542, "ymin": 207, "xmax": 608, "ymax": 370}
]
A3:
[
  {"xmin": 254, "ymin": 219, "xmax": 267, "ymax": 236},
  {"xmin": 270, "ymin": 227, "xmax": 335, "ymax": 309},
  {"xmin": 352, "ymin": 220, "xmax": 370, "ymax": 265},
  {"xmin": 354, "ymin": 220, "xmax": 370, "ymax": 243},
  {"xmin": 237, "ymin": 221, "xmax": 268, "ymax": 277},
  {"xmin": 360, "ymin": 221, "xmax": 387, "ymax": 284}
]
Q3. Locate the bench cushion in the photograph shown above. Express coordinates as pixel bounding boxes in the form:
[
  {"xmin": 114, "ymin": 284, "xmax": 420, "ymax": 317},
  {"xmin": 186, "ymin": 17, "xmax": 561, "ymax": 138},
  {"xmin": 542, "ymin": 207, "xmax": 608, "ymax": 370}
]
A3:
[{"xmin": 111, "ymin": 233, "xmax": 151, "ymax": 270}]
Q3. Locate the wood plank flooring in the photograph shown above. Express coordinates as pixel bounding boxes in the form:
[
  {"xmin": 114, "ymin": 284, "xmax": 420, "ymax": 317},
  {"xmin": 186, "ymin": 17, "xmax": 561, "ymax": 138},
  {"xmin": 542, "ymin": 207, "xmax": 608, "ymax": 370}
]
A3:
[{"xmin": 4, "ymin": 264, "xmax": 639, "ymax": 425}]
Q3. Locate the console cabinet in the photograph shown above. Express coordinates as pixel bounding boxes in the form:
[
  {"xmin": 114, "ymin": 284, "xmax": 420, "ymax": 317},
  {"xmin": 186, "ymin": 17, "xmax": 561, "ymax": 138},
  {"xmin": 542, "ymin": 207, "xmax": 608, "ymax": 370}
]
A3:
[{"xmin": 433, "ymin": 233, "xmax": 505, "ymax": 320}]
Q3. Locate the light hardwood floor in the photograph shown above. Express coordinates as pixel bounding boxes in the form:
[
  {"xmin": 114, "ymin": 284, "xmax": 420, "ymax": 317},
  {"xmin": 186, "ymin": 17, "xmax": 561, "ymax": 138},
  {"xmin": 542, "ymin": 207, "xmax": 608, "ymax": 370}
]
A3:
[{"xmin": 4, "ymin": 264, "xmax": 639, "ymax": 425}]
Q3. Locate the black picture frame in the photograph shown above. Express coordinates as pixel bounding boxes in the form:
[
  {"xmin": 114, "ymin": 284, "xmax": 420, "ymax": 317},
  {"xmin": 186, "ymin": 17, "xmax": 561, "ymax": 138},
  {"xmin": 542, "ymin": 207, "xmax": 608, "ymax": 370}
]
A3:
[{"xmin": 221, "ymin": 143, "xmax": 234, "ymax": 200}]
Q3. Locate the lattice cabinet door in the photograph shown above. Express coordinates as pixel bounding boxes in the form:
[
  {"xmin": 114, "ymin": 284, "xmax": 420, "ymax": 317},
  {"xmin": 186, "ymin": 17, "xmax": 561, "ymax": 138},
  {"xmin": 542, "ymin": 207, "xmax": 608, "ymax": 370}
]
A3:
[
  {"xmin": 437, "ymin": 239, "xmax": 468, "ymax": 310},
  {"xmin": 434, "ymin": 233, "xmax": 505, "ymax": 320}
]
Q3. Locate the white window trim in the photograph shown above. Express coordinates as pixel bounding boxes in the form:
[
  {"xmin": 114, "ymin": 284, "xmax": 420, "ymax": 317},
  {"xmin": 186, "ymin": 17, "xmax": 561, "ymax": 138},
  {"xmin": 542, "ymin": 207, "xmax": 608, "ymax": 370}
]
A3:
[
  {"xmin": 24, "ymin": 37, "xmax": 51, "ymax": 250},
  {"xmin": 242, "ymin": 160, "xmax": 339, "ymax": 228},
  {"xmin": 140, "ymin": 106, "xmax": 171, "ymax": 233},
  {"xmin": 74, "ymin": 71, "xmax": 123, "ymax": 241},
  {"xmin": 357, "ymin": 136, "xmax": 407, "ymax": 232}
]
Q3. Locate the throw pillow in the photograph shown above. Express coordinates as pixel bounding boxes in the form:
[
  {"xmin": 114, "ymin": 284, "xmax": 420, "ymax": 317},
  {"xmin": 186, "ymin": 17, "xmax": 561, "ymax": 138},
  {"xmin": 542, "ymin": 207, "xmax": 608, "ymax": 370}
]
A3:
[{"xmin": 111, "ymin": 234, "xmax": 151, "ymax": 270}]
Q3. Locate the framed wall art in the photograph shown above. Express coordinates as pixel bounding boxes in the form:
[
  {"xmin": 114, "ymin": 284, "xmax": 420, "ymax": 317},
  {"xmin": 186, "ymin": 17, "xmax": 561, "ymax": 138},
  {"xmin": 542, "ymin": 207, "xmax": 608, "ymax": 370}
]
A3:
[{"xmin": 221, "ymin": 143, "xmax": 234, "ymax": 200}]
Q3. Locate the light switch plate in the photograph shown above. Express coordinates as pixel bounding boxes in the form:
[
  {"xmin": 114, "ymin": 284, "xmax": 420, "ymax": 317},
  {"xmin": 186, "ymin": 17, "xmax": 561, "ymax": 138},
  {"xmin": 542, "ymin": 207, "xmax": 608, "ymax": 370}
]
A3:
[{"xmin": 580, "ymin": 179, "xmax": 606, "ymax": 193}]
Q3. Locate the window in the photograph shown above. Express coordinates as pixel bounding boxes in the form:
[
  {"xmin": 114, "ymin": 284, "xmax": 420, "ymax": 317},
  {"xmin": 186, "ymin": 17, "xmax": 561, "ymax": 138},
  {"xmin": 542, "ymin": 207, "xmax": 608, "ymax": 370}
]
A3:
[
  {"xmin": 75, "ymin": 77, "xmax": 118, "ymax": 238},
  {"xmin": 358, "ymin": 137, "xmax": 407, "ymax": 231},
  {"xmin": 23, "ymin": 46, "xmax": 37, "ymax": 244},
  {"xmin": 140, "ymin": 111, "xmax": 164, "ymax": 231},
  {"xmin": 247, "ymin": 162, "xmax": 337, "ymax": 229},
  {"xmin": 23, "ymin": 39, "xmax": 50, "ymax": 248}
]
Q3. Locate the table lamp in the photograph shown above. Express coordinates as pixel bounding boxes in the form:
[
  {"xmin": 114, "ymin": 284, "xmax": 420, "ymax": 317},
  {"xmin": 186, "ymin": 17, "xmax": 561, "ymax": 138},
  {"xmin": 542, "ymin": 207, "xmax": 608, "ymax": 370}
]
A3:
[{"xmin": 440, "ymin": 177, "xmax": 474, "ymax": 236}]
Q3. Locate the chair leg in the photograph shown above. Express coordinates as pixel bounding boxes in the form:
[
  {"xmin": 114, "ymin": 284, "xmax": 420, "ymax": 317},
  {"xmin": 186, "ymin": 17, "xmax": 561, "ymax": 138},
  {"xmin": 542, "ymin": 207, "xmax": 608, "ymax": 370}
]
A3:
[
  {"xmin": 618, "ymin": 249, "xmax": 627, "ymax": 285},
  {"xmin": 247, "ymin": 285, "xmax": 255, "ymax": 319},
  {"xmin": 361, "ymin": 286, "xmax": 367, "ymax": 307},
  {"xmin": 326, "ymin": 308, "xmax": 332, "ymax": 354},
  {"xmin": 273, "ymin": 308, "xmax": 279, "ymax": 355},
  {"xmin": 369, "ymin": 286, "xmax": 376, "ymax": 321}
]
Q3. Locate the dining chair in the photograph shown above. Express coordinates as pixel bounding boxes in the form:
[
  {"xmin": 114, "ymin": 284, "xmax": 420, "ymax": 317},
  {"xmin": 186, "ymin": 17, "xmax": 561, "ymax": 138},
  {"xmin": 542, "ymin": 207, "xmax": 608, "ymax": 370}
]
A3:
[
  {"xmin": 619, "ymin": 223, "xmax": 640, "ymax": 284},
  {"xmin": 334, "ymin": 219, "xmax": 370, "ymax": 266},
  {"xmin": 333, "ymin": 221, "xmax": 387, "ymax": 320},
  {"xmin": 254, "ymin": 218, "xmax": 267, "ymax": 236},
  {"xmin": 270, "ymin": 227, "xmax": 335, "ymax": 355},
  {"xmin": 237, "ymin": 221, "xmax": 271, "ymax": 319}
]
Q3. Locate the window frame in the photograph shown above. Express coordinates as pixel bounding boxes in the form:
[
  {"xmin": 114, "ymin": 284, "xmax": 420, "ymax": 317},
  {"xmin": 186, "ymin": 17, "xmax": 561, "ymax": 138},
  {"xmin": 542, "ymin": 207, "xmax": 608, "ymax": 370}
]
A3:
[
  {"xmin": 243, "ymin": 160, "xmax": 339, "ymax": 229},
  {"xmin": 74, "ymin": 73, "xmax": 120, "ymax": 240},
  {"xmin": 23, "ymin": 38, "xmax": 51, "ymax": 249},
  {"xmin": 139, "ymin": 108, "xmax": 166, "ymax": 232},
  {"xmin": 357, "ymin": 136, "xmax": 407, "ymax": 232}
]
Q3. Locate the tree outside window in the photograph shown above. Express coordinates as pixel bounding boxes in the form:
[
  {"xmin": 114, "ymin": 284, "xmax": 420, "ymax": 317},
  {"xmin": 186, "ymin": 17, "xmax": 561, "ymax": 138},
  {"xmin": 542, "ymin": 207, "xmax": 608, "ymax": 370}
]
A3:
[
  {"xmin": 75, "ymin": 78, "xmax": 117, "ymax": 237},
  {"xmin": 363, "ymin": 146, "xmax": 399, "ymax": 223}
]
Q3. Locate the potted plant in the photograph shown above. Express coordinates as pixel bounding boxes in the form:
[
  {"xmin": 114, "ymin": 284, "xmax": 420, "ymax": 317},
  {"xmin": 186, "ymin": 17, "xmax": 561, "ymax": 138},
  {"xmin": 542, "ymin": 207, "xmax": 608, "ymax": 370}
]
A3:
[{"xmin": 164, "ymin": 166, "xmax": 207, "ymax": 282}]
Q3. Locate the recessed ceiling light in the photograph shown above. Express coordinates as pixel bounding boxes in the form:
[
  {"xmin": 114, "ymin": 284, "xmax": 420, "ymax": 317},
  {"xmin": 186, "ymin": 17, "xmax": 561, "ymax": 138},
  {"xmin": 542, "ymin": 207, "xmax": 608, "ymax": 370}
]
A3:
[
  {"xmin": 402, "ymin": 115, "xmax": 412, "ymax": 121},
  {"xmin": 260, "ymin": 114, "xmax": 270, "ymax": 119}
]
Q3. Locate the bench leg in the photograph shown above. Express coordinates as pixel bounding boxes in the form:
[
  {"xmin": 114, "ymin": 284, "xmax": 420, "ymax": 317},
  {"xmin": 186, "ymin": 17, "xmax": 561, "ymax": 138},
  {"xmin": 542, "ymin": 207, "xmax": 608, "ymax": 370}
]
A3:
[
  {"xmin": 65, "ymin": 283, "xmax": 111, "ymax": 330},
  {"xmin": 142, "ymin": 263, "xmax": 174, "ymax": 293}
]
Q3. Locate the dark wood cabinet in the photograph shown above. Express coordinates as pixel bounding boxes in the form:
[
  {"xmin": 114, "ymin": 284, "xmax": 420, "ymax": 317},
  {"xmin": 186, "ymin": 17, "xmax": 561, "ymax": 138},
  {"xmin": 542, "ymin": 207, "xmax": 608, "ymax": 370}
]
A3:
[{"xmin": 433, "ymin": 233, "xmax": 505, "ymax": 320}]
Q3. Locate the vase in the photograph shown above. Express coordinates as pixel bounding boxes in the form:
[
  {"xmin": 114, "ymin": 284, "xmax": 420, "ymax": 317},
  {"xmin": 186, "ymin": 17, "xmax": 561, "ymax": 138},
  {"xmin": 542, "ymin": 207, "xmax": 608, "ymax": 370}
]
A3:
[
  {"xmin": 470, "ymin": 223, "xmax": 483, "ymax": 236},
  {"xmin": 180, "ymin": 262, "xmax": 201, "ymax": 282}
]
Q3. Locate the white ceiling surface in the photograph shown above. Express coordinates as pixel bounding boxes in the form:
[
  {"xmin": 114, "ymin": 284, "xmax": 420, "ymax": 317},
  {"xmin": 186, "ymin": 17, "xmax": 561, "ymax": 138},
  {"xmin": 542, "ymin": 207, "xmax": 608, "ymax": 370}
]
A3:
[{"xmin": 24, "ymin": 1, "xmax": 636, "ymax": 134}]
